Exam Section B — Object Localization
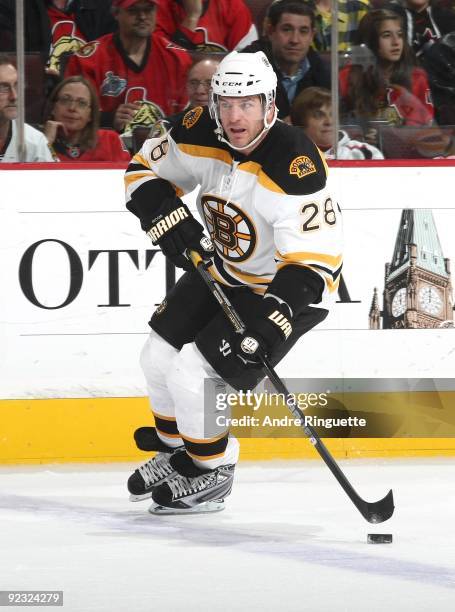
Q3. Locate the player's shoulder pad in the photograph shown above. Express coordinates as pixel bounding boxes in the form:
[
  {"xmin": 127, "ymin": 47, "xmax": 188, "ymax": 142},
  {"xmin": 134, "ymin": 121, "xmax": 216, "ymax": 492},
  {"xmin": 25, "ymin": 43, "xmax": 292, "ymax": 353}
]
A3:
[
  {"xmin": 170, "ymin": 106, "xmax": 219, "ymax": 147},
  {"xmin": 258, "ymin": 122, "xmax": 328, "ymax": 196}
]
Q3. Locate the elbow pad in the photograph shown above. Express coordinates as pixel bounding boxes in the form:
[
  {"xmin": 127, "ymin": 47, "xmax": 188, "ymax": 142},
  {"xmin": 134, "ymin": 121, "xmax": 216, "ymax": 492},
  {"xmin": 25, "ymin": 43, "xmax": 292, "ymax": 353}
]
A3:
[{"xmin": 266, "ymin": 265, "xmax": 324, "ymax": 316}]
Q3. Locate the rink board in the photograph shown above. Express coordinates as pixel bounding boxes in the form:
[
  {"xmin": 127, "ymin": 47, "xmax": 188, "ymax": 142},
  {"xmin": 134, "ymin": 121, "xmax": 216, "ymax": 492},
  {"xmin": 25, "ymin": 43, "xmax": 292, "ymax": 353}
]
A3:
[
  {"xmin": 1, "ymin": 162, "xmax": 455, "ymax": 463},
  {"xmin": 1, "ymin": 396, "xmax": 455, "ymax": 465}
]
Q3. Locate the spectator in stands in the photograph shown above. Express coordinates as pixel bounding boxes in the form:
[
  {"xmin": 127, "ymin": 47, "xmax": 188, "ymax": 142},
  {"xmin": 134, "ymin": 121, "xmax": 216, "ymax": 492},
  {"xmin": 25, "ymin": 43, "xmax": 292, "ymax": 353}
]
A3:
[
  {"xmin": 65, "ymin": 0, "xmax": 192, "ymax": 134},
  {"xmin": 155, "ymin": 0, "xmax": 258, "ymax": 52},
  {"xmin": 43, "ymin": 76, "xmax": 131, "ymax": 162},
  {"xmin": 386, "ymin": 1, "xmax": 455, "ymax": 57},
  {"xmin": 386, "ymin": 0, "xmax": 455, "ymax": 123},
  {"xmin": 420, "ymin": 31, "xmax": 455, "ymax": 123},
  {"xmin": 339, "ymin": 8, "xmax": 434, "ymax": 140},
  {"xmin": 291, "ymin": 86, "xmax": 384, "ymax": 158},
  {"xmin": 137, "ymin": 55, "xmax": 220, "ymax": 149},
  {"xmin": 0, "ymin": 55, "xmax": 54, "ymax": 162},
  {"xmin": 312, "ymin": 0, "xmax": 371, "ymax": 52},
  {"xmin": 186, "ymin": 56, "xmax": 220, "ymax": 107},
  {"xmin": 244, "ymin": 0, "xmax": 330, "ymax": 120},
  {"xmin": 0, "ymin": 1, "xmax": 117, "ymax": 74}
]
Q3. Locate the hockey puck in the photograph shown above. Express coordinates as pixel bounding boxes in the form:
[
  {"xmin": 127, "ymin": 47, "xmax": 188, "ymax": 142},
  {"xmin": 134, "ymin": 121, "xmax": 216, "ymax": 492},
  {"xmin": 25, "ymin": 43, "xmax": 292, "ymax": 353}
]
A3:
[{"xmin": 367, "ymin": 533, "xmax": 393, "ymax": 544}]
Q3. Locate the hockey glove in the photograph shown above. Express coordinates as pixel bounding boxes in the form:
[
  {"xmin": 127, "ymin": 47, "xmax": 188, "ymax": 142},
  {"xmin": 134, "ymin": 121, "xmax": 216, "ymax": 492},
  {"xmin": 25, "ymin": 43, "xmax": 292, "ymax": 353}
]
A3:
[
  {"xmin": 146, "ymin": 197, "xmax": 214, "ymax": 271},
  {"xmin": 234, "ymin": 297, "xmax": 293, "ymax": 366}
]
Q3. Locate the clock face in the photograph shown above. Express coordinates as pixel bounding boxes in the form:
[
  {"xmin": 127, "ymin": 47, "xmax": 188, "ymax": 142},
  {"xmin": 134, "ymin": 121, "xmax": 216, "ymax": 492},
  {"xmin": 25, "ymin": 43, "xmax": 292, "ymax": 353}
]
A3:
[
  {"xmin": 418, "ymin": 285, "xmax": 443, "ymax": 316},
  {"xmin": 391, "ymin": 288, "xmax": 407, "ymax": 317}
]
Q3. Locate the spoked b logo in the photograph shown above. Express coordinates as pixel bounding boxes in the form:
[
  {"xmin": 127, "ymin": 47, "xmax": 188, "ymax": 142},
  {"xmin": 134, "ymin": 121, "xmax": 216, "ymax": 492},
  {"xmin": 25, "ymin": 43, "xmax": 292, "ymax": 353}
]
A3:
[{"xmin": 201, "ymin": 195, "xmax": 256, "ymax": 263}]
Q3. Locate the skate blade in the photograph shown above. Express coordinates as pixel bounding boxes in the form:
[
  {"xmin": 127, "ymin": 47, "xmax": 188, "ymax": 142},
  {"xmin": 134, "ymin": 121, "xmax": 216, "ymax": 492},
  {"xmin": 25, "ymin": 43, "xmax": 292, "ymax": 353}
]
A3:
[
  {"xmin": 129, "ymin": 491, "xmax": 155, "ymax": 502},
  {"xmin": 148, "ymin": 499, "xmax": 225, "ymax": 515}
]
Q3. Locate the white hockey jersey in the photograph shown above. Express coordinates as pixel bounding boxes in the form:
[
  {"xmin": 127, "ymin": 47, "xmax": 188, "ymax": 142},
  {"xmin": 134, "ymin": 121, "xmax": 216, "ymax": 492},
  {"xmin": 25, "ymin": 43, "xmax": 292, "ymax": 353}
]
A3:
[
  {"xmin": 125, "ymin": 107, "xmax": 343, "ymax": 310},
  {"xmin": 1, "ymin": 121, "xmax": 55, "ymax": 163},
  {"xmin": 324, "ymin": 130, "xmax": 384, "ymax": 160}
]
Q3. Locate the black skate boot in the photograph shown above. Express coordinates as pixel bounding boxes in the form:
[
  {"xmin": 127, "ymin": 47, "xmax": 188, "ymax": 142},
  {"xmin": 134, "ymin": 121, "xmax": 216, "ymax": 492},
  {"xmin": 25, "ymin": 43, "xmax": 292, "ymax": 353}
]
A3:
[
  {"xmin": 127, "ymin": 427, "xmax": 183, "ymax": 502},
  {"xmin": 149, "ymin": 450, "xmax": 235, "ymax": 515}
]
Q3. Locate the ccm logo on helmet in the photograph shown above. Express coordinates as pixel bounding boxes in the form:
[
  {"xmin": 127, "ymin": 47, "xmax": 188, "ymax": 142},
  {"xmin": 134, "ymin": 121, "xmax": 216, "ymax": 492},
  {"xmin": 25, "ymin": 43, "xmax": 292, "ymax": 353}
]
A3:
[
  {"xmin": 148, "ymin": 207, "xmax": 188, "ymax": 242},
  {"xmin": 268, "ymin": 310, "xmax": 292, "ymax": 339},
  {"xmin": 222, "ymin": 81, "xmax": 242, "ymax": 86}
]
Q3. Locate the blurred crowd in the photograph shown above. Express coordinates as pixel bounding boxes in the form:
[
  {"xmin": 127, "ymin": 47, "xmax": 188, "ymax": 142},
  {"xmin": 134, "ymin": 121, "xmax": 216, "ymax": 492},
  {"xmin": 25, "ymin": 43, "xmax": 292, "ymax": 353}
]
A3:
[{"xmin": 1, "ymin": 0, "xmax": 455, "ymax": 162}]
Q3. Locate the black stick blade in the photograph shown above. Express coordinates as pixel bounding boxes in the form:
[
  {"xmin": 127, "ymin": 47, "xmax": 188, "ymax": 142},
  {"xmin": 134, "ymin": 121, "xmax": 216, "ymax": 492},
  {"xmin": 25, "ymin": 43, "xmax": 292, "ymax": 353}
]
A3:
[{"xmin": 360, "ymin": 489, "xmax": 394, "ymax": 524}]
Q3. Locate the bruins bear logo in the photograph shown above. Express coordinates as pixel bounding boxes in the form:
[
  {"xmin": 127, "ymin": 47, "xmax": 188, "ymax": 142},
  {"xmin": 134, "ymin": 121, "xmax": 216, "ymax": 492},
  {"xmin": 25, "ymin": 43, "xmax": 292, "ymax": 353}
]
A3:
[
  {"xmin": 183, "ymin": 106, "xmax": 203, "ymax": 129},
  {"xmin": 289, "ymin": 156, "xmax": 316, "ymax": 179}
]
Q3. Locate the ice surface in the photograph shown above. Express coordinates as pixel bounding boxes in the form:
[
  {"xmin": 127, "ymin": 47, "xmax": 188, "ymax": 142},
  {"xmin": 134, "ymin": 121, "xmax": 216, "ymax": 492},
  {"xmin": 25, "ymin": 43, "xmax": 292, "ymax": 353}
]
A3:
[{"xmin": 0, "ymin": 458, "xmax": 454, "ymax": 612}]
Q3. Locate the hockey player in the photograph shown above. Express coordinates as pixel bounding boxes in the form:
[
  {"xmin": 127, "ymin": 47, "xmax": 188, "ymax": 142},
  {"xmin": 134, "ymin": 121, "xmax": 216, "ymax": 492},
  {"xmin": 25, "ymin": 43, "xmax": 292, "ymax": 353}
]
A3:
[{"xmin": 124, "ymin": 51, "xmax": 343, "ymax": 514}]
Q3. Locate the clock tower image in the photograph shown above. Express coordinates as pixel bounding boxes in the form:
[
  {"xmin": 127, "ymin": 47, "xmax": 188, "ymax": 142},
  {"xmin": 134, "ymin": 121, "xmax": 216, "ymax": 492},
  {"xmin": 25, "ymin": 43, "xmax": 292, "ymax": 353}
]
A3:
[{"xmin": 369, "ymin": 209, "xmax": 454, "ymax": 329}]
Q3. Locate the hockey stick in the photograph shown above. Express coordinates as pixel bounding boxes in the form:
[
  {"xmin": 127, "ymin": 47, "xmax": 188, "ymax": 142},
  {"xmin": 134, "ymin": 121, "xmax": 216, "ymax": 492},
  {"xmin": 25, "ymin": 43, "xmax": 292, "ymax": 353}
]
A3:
[{"xmin": 187, "ymin": 250, "xmax": 394, "ymax": 524}]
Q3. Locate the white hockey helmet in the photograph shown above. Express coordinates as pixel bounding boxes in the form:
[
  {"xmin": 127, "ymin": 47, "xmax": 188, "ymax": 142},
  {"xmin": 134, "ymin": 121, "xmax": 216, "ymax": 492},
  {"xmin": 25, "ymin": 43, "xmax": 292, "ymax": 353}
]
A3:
[{"xmin": 209, "ymin": 51, "xmax": 278, "ymax": 151}]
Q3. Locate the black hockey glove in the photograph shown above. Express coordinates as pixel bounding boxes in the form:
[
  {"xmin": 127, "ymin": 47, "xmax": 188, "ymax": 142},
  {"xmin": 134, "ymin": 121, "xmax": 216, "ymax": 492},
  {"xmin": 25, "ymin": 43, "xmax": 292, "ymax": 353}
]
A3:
[
  {"xmin": 234, "ymin": 266, "xmax": 324, "ymax": 366},
  {"xmin": 234, "ymin": 297, "xmax": 293, "ymax": 366},
  {"xmin": 146, "ymin": 197, "xmax": 214, "ymax": 271}
]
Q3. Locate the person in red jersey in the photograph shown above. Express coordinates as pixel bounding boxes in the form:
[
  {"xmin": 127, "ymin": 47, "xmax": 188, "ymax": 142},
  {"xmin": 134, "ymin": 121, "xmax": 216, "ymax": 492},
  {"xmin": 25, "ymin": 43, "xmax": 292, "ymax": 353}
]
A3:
[
  {"xmin": 339, "ymin": 8, "xmax": 434, "ymax": 142},
  {"xmin": 155, "ymin": 0, "xmax": 258, "ymax": 52},
  {"xmin": 0, "ymin": 1, "xmax": 116, "ymax": 69},
  {"xmin": 44, "ymin": 76, "xmax": 131, "ymax": 162},
  {"xmin": 46, "ymin": 0, "xmax": 117, "ymax": 75},
  {"xmin": 65, "ymin": 0, "xmax": 192, "ymax": 133},
  {"xmin": 385, "ymin": 0, "xmax": 455, "ymax": 123}
]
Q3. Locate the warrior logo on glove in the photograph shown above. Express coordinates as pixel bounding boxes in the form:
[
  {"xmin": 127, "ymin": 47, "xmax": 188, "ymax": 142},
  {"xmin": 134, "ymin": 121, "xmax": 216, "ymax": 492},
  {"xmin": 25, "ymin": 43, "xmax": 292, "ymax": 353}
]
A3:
[
  {"xmin": 148, "ymin": 206, "xmax": 189, "ymax": 243},
  {"xmin": 268, "ymin": 310, "xmax": 292, "ymax": 339},
  {"xmin": 235, "ymin": 300, "xmax": 294, "ymax": 364},
  {"xmin": 144, "ymin": 198, "xmax": 214, "ymax": 271}
]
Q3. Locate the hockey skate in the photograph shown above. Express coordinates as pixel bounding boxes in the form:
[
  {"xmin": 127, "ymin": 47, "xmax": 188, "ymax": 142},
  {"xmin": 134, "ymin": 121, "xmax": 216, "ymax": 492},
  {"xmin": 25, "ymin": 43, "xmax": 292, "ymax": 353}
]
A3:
[
  {"xmin": 148, "ymin": 450, "xmax": 235, "ymax": 515},
  {"xmin": 127, "ymin": 427, "xmax": 183, "ymax": 502}
]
